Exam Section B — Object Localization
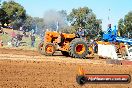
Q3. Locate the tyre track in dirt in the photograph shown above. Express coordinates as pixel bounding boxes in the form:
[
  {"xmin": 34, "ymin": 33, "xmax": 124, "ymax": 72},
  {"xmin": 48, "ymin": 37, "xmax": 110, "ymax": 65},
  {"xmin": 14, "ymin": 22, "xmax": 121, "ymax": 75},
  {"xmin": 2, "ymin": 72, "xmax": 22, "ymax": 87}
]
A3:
[
  {"xmin": 0, "ymin": 48, "xmax": 132, "ymax": 88},
  {"xmin": 0, "ymin": 48, "xmax": 106, "ymax": 64}
]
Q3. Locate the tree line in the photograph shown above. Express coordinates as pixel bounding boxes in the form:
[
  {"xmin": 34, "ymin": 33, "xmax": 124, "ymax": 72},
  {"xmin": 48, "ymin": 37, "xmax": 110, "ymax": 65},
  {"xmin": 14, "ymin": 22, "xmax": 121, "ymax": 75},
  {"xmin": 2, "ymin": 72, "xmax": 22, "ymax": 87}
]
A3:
[
  {"xmin": 0, "ymin": 1, "xmax": 131, "ymax": 38},
  {"xmin": 118, "ymin": 11, "xmax": 132, "ymax": 38}
]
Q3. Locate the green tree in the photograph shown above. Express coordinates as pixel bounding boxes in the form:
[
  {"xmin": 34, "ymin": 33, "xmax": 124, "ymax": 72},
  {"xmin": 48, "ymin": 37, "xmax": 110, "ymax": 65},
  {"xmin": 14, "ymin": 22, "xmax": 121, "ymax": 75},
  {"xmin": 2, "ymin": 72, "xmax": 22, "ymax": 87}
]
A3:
[
  {"xmin": 61, "ymin": 26, "xmax": 76, "ymax": 33},
  {"xmin": 23, "ymin": 15, "xmax": 34, "ymax": 31},
  {"xmin": 0, "ymin": 8, "xmax": 9, "ymax": 26},
  {"xmin": 118, "ymin": 18, "xmax": 124, "ymax": 36},
  {"xmin": 1, "ymin": 1, "xmax": 26, "ymax": 27},
  {"xmin": 67, "ymin": 7, "xmax": 102, "ymax": 38},
  {"xmin": 33, "ymin": 17, "xmax": 45, "ymax": 34},
  {"xmin": 23, "ymin": 16, "xmax": 45, "ymax": 33},
  {"xmin": 118, "ymin": 11, "xmax": 132, "ymax": 38}
]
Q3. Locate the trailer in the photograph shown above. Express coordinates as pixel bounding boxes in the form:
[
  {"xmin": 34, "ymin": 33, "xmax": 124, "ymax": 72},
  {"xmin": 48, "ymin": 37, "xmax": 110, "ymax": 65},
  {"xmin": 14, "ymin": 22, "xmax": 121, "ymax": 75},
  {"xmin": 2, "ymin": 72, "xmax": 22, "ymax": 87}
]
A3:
[{"xmin": 90, "ymin": 25, "xmax": 132, "ymax": 60}]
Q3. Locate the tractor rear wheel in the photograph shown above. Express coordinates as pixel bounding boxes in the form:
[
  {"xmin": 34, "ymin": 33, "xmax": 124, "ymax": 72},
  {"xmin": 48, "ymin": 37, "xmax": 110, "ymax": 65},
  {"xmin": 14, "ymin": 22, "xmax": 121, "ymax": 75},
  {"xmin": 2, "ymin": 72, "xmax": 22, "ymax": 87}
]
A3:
[
  {"xmin": 61, "ymin": 51, "xmax": 69, "ymax": 56},
  {"xmin": 43, "ymin": 43, "xmax": 55, "ymax": 56},
  {"xmin": 38, "ymin": 42, "xmax": 45, "ymax": 55},
  {"xmin": 69, "ymin": 38, "xmax": 89, "ymax": 58}
]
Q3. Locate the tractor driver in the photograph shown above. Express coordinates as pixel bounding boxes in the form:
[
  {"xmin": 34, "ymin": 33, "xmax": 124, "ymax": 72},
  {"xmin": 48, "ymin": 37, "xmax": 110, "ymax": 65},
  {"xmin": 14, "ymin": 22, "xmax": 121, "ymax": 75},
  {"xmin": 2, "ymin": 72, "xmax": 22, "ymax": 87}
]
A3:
[
  {"xmin": 107, "ymin": 24, "xmax": 112, "ymax": 33},
  {"xmin": 76, "ymin": 27, "xmax": 86, "ymax": 40}
]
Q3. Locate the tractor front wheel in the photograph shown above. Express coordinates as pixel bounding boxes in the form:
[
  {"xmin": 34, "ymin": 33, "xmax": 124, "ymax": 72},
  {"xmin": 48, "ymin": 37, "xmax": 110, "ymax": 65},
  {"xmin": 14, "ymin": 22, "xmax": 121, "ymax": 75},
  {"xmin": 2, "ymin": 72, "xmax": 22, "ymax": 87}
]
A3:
[
  {"xmin": 38, "ymin": 42, "xmax": 45, "ymax": 55},
  {"xmin": 44, "ymin": 43, "xmax": 55, "ymax": 56}
]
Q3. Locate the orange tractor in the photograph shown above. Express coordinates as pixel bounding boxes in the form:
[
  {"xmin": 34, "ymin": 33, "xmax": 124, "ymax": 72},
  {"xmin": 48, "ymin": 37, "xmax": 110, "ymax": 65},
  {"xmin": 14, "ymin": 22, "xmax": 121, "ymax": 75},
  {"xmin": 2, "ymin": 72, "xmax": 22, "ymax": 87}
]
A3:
[{"xmin": 38, "ymin": 31, "xmax": 89, "ymax": 58}]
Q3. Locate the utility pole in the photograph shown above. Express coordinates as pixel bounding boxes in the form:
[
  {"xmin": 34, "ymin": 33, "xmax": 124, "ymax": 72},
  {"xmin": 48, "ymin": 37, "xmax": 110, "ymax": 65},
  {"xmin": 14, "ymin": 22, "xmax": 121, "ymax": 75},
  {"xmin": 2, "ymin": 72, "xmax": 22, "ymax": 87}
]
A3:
[
  {"xmin": 56, "ymin": 21, "xmax": 59, "ymax": 32},
  {"xmin": 108, "ymin": 8, "xmax": 111, "ymax": 24}
]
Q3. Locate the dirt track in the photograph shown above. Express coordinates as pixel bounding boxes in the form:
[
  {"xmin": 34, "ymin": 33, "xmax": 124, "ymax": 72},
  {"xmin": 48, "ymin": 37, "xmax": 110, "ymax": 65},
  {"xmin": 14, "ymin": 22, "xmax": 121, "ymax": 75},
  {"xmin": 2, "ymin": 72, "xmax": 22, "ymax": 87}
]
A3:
[{"xmin": 0, "ymin": 48, "xmax": 132, "ymax": 88}]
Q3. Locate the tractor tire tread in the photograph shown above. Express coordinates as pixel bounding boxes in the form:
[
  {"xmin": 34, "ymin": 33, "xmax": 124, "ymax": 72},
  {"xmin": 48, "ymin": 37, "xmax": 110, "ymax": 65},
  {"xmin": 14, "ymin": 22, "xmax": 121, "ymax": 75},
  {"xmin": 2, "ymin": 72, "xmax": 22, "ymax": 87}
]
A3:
[{"xmin": 69, "ymin": 38, "xmax": 89, "ymax": 58}]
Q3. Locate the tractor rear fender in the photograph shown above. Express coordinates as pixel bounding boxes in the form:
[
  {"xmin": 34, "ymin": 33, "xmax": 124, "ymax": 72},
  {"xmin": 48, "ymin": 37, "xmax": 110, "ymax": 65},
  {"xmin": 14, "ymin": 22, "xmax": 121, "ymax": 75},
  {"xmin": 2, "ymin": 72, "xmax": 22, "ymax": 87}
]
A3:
[{"xmin": 61, "ymin": 33, "xmax": 76, "ymax": 39}]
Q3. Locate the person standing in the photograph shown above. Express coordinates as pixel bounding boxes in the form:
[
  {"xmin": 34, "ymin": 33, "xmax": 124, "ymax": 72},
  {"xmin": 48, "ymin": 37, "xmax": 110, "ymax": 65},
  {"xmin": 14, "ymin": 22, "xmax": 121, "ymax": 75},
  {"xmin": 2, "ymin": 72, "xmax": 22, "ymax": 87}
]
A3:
[
  {"xmin": 11, "ymin": 29, "xmax": 16, "ymax": 38},
  {"xmin": 0, "ymin": 24, "xmax": 3, "ymax": 34},
  {"xmin": 16, "ymin": 31, "xmax": 22, "ymax": 47},
  {"xmin": 0, "ymin": 35, "xmax": 3, "ymax": 47},
  {"xmin": 31, "ymin": 34, "xmax": 36, "ymax": 47},
  {"xmin": 11, "ymin": 29, "xmax": 17, "ymax": 47},
  {"xmin": 19, "ymin": 26, "xmax": 23, "ymax": 31}
]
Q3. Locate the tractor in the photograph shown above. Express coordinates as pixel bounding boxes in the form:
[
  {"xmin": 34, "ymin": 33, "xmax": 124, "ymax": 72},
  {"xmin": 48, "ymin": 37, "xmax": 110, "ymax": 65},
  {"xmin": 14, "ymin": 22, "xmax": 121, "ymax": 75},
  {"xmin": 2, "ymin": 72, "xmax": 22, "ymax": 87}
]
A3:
[{"xmin": 38, "ymin": 31, "xmax": 89, "ymax": 58}]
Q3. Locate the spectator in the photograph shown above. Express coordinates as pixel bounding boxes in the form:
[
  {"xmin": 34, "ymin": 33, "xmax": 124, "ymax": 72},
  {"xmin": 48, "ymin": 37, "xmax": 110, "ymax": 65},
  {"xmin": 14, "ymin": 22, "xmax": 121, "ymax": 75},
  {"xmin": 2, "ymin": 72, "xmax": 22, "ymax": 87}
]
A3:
[
  {"xmin": 16, "ymin": 32, "xmax": 23, "ymax": 47},
  {"xmin": 11, "ymin": 29, "xmax": 17, "ymax": 47},
  {"xmin": 19, "ymin": 26, "xmax": 23, "ymax": 31},
  {"xmin": 31, "ymin": 34, "xmax": 36, "ymax": 47},
  {"xmin": 0, "ymin": 24, "xmax": 3, "ymax": 34},
  {"xmin": 11, "ymin": 29, "xmax": 16, "ymax": 38},
  {"xmin": 0, "ymin": 33, "xmax": 3, "ymax": 47}
]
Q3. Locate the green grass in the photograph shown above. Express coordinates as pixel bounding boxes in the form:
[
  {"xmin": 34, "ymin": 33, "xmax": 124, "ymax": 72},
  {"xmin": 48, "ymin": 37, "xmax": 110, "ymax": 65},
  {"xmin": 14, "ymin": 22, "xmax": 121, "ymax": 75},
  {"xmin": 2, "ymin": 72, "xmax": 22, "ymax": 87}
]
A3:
[
  {"xmin": 21, "ymin": 35, "xmax": 41, "ymax": 48},
  {"xmin": 0, "ymin": 33, "xmax": 41, "ymax": 50},
  {"xmin": 0, "ymin": 28, "xmax": 42, "ymax": 50},
  {"xmin": 1, "ymin": 34, "xmax": 11, "ymax": 45}
]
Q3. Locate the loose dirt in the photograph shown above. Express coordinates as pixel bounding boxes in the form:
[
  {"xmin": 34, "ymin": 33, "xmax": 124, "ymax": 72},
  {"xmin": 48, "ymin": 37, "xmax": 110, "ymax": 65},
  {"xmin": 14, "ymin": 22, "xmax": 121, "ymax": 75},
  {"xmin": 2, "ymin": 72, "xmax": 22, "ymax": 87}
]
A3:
[{"xmin": 0, "ymin": 48, "xmax": 132, "ymax": 88}]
